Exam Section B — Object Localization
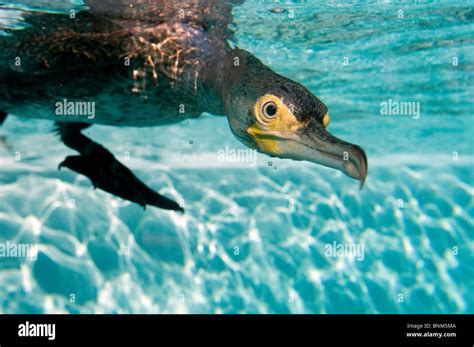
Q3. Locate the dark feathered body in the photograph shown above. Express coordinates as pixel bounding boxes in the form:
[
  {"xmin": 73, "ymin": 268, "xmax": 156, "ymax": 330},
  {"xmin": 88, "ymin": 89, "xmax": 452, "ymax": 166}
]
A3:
[{"xmin": 0, "ymin": 0, "xmax": 240, "ymax": 126}]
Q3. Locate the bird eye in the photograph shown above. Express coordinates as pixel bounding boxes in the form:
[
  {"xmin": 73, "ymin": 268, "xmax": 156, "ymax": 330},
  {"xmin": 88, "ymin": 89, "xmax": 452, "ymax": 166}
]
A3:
[{"xmin": 262, "ymin": 101, "xmax": 278, "ymax": 119}]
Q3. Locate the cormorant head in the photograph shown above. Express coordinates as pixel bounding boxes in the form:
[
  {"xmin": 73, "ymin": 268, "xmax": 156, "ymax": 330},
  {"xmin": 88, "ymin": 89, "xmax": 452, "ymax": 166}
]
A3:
[{"xmin": 221, "ymin": 49, "xmax": 368, "ymax": 187}]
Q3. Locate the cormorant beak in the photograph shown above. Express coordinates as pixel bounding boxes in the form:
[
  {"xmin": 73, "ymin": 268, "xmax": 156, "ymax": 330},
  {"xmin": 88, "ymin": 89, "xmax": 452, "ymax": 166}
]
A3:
[
  {"xmin": 295, "ymin": 121, "xmax": 367, "ymax": 189},
  {"xmin": 250, "ymin": 118, "xmax": 368, "ymax": 188}
]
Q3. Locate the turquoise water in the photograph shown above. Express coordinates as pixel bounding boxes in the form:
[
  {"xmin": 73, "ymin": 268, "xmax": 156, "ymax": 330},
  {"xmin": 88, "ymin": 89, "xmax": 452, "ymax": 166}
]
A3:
[{"xmin": 0, "ymin": 0, "xmax": 473, "ymax": 313}]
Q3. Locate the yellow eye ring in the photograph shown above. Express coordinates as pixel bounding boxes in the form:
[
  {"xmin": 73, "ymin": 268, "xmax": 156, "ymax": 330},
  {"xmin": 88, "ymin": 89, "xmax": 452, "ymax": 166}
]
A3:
[
  {"xmin": 254, "ymin": 94, "xmax": 300, "ymax": 130},
  {"xmin": 262, "ymin": 101, "xmax": 278, "ymax": 120},
  {"xmin": 323, "ymin": 112, "xmax": 330, "ymax": 128},
  {"xmin": 255, "ymin": 94, "xmax": 284, "ymax": 125}
]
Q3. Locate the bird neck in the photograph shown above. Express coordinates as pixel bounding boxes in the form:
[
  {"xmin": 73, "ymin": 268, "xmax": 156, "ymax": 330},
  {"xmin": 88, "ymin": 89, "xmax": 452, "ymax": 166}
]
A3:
[{"xmin": 202, "ymin": 48, "xmax": 271, "ymax": 116}]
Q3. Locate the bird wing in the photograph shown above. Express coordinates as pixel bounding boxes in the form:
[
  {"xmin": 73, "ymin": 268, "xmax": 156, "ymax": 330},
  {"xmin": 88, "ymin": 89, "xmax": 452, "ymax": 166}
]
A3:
[
  {"xmin": 0, "ymin": 10, "xmax": 133, "ymax": 75},
  {"xmin": 84, "ymin": 0, "xmax": 243, "ymax": 35},
  {"xmin": 0, "ymin": 0, "xmax": 244, "ymax": 75}
]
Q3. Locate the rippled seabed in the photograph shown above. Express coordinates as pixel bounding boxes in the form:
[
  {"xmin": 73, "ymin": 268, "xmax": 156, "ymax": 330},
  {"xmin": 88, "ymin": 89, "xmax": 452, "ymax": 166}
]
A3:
[{"xmin": 0, "ymin": 0, "xmax": 473, "ymax": 313}]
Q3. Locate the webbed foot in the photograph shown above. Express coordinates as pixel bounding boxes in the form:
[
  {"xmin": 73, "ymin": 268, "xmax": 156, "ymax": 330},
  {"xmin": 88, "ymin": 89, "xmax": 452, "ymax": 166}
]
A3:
[{"xmin": 56, "ymin": 122, "xmax": 184, "ymax": 212}]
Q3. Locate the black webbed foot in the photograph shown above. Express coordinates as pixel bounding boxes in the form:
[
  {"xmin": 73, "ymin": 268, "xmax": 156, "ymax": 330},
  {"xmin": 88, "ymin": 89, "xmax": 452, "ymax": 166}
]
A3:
[{"xmin": 56, "ymin": 122, "xmax": 184, "ymax": 212}]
